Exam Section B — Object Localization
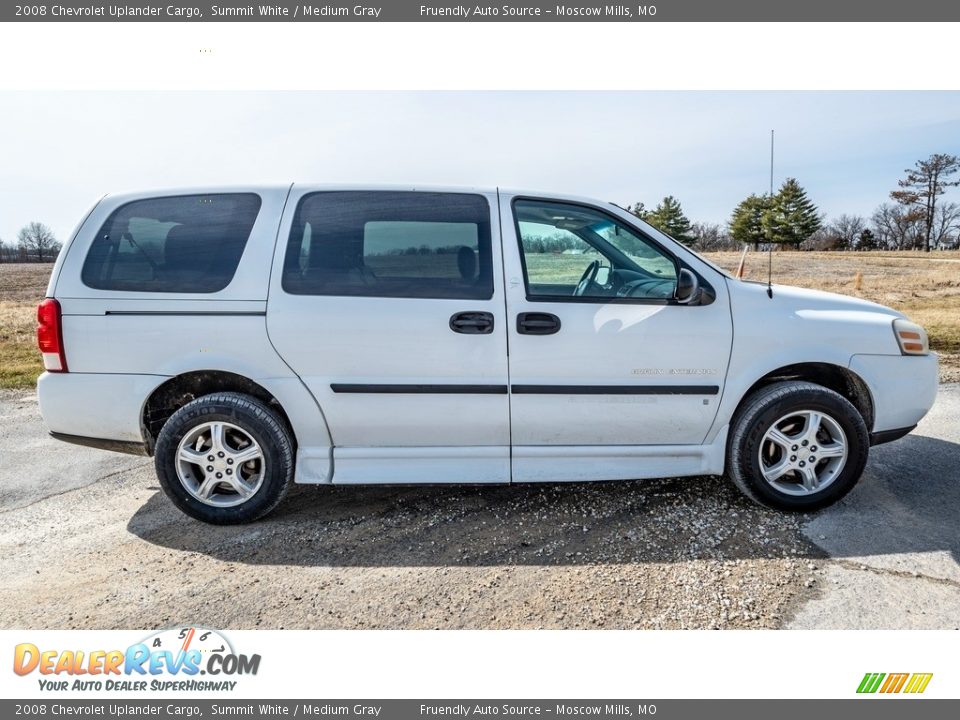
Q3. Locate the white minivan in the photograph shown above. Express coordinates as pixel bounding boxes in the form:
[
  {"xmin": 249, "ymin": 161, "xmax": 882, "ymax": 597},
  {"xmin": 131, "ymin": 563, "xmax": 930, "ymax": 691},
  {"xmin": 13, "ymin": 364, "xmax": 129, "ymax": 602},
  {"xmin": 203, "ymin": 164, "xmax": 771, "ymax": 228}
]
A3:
[{"xmin": 36, "ymin": 185, "xmax": 939, "ymax": 523}]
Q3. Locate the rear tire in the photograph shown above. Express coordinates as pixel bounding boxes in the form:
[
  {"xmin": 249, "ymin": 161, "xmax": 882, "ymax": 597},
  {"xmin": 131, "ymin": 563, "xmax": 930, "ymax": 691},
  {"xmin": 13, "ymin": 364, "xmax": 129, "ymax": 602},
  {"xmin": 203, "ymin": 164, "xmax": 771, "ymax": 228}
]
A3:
[
  {"xmin": 154, "ymin": 392, "xmax": 294, "ymax": 524},
  {"xmin": 726, "ymin": 381, "xmax": 869, "ymax": 511}
]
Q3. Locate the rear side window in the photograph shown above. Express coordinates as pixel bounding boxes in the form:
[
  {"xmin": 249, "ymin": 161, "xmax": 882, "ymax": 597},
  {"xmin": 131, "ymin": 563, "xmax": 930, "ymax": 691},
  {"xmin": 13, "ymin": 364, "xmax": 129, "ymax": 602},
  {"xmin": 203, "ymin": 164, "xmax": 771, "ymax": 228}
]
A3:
[
  {"xmin": 282, "ymin": 191, "xmax": 493, "ymax": 300},
  {"xmin": 81, "ymin": 193, "xmax": 261, "ymax": 293}
]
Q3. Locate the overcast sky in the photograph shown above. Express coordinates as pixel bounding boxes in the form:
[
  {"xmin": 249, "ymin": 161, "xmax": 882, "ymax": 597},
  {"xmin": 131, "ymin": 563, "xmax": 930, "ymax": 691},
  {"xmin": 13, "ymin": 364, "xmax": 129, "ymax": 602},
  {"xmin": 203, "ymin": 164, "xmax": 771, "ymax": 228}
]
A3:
[{"xmin": 1, "ymin": 91, "xmax": 959, "ymax": 244}]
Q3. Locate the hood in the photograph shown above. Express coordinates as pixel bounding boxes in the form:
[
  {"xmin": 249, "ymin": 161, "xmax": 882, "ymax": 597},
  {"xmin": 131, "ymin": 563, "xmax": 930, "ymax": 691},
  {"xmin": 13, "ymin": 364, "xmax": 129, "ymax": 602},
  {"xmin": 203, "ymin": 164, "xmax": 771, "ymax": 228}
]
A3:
[
  {"xmin": 725, "ymin": 278, "xmax": 907, "ymax": 359},
  {"xmin": 734, "ymin": 280, "xmax": 905, "ymax": 319}
]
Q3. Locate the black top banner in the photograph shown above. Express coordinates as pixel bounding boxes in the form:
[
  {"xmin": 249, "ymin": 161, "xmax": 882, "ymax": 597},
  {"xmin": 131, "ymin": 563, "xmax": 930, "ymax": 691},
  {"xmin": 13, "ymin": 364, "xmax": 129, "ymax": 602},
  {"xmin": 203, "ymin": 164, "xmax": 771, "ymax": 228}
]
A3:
[{"xmin": 5, "ymin": 0, "xmax": 960, "ymax": 22}]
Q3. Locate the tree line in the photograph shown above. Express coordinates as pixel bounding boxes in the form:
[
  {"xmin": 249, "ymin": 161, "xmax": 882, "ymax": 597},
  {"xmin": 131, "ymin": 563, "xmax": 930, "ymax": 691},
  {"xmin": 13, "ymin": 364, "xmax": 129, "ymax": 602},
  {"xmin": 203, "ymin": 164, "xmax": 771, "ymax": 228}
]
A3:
[
  {"xmin": 629, "ymin": 152, "xmax": 960, "ymax": 252},
  {"xmin": 0, "ymin": 221, "xmax": 62, "ymax": 263},
  {"xmin": 3, "ymin": 153, "xmax": 958, "ymax": 262}
]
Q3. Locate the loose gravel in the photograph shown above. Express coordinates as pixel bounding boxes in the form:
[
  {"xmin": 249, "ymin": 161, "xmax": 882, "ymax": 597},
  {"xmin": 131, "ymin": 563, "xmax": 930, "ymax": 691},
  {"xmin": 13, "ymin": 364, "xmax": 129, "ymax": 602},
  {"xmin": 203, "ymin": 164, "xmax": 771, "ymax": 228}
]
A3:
[{"xmin": 0, "ymin": 462, "xmax": 828, "ymax": 629}]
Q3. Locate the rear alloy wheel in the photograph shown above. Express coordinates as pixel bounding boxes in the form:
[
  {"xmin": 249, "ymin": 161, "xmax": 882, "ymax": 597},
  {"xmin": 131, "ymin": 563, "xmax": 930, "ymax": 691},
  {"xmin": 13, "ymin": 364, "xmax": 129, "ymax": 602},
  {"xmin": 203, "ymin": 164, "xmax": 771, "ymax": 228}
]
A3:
[
  {"xmin": 727, "ymin": 381, "xmax": 869, "ymax": 511},
  {"xmin": 155, "ymin": 392, "xmax": 294, "ymax": 524},
  {"xmin": 175, "ymin": 421, "xmax": 266, "ymax": 508}
]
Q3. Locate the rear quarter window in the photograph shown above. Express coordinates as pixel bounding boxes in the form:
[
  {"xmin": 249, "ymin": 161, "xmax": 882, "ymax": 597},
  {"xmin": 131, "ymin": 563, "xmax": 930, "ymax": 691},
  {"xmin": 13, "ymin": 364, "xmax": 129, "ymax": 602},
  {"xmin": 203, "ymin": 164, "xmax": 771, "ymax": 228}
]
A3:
[
  {"xmin": 81, "ymin": 193, "xmax": 261, "ymax": 293},
  {"xmin": 281, "ymin": 191, "xmax": 493, "ymax": 300}
]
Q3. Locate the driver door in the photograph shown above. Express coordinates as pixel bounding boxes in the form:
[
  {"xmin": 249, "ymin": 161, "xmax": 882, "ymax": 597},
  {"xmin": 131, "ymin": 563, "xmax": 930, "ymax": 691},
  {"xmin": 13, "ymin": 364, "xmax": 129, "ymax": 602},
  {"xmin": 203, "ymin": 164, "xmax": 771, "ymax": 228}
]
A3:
[{"xmin": 500, "ymin": 194, "xmax": 733, "ymax": 479}]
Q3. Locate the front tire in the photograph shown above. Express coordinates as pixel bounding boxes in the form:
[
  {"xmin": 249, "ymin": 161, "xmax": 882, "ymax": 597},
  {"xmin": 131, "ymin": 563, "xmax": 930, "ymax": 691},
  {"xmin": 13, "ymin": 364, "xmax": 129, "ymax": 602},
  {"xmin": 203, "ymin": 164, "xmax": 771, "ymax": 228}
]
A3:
[
  {"xmin": 154, "ymin": 392, "xmax": 294, "ymax": 524},
  {"xmin": 726, "ymin": 381, "xmax": 869, "ymax": 511}
]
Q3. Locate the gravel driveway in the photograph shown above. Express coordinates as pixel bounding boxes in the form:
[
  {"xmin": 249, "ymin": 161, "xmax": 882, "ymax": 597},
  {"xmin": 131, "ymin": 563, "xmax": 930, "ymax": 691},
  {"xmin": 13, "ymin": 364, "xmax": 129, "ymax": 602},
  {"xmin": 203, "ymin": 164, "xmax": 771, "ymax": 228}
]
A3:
[{"xmin": 1, "ymin": 386, "xmax": 958, "ymax": 630}]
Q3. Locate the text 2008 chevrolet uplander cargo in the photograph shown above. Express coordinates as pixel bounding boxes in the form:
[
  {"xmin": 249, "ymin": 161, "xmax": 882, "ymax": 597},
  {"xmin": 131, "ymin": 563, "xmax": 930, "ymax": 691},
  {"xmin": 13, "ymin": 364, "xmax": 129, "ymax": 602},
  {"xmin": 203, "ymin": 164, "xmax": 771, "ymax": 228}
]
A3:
[{"xmin": 36, "ymin": 186, "xmax": 939, "ymax": 524}]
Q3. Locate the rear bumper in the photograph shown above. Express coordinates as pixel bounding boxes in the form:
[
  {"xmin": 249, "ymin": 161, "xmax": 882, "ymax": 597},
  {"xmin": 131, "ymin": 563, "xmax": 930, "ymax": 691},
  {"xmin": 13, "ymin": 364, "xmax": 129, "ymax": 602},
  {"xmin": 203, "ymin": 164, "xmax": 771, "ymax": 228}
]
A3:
[
  {"xmin": 37, "ymin": 371, "xmax": 163, "ymax": 446},
  {"xmin": 849, "ymin": 353, "xmax": 939, "ymax": 433},
  {"xmin": 49, "ymin": 431, "xmax": 148, "ymax": 455}
]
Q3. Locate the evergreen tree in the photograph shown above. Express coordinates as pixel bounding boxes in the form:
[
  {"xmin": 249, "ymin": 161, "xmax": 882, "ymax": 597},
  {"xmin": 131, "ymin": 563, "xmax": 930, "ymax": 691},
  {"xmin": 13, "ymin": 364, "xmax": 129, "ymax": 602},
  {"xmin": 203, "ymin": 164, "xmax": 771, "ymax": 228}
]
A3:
[
  {"xmin": 729, "ymin": 194, "xmax": 772, "ymax": 249},
  {"xmin": 856, "ymin": 228, "xmax": 878, "ymax": 251},
  {"xmin": 643, "ymin": 195, "xmax": 696, "ymax": 246},
  {"xmin": 625, "ymin": 202, "xmax": 648, "ymax": 221},
  {"xmin": 762, "ymin": 178, "xmax": 822, "ymax": 247}
]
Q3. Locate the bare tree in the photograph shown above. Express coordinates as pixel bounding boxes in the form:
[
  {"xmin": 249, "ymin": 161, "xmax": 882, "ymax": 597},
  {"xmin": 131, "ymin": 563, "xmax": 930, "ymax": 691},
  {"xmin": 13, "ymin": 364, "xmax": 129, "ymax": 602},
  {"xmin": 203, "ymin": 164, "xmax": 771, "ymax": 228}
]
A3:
[
  {"xmin": 890, "ymin": 153, "xmax": 960, "ymax": 252},
  {"xmin": 802, "ymin": 226, "xmax": 838, "ymax": 251},
  {"xmin": 17, "ymin": 222, "xmax": 61, "ymax": 262},
  {"xmin": 871, "ymin": 203, "xmax": 923, "ymax": 250},
  {"xmin": 801, "ymin": 214, "xmax": 864, "ymax": 251},
  {"xmin": 831, "ymin": 214, "xmax": 866, "ymax": 250},
  {"xmin": 931, "ymin": 201, "xmax": 960, "ymax": 249},
  {"xmin": 690, "ymin": 221, "xmax": 735, "ymax": 251}
]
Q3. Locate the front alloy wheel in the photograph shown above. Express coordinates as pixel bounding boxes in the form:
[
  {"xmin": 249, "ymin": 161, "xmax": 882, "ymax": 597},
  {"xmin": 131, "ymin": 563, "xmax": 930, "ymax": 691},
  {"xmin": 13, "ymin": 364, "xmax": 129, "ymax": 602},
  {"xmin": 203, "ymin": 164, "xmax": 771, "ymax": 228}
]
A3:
[
  {"xmin": 727, "ymin": 380, "xmax": 869, "ymax": 511},
  {"xmin": 758, "ymin": 410, "xmax": 848, "ymax": 496}
]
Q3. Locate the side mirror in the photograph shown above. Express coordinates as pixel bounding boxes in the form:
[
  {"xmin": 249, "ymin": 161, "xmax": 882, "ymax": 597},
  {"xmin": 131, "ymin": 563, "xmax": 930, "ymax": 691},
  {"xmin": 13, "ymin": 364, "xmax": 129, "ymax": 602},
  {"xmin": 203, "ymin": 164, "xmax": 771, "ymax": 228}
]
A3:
[{"xmin": 675, "ymin": 268, "xmax": 700, "ymax": 304}]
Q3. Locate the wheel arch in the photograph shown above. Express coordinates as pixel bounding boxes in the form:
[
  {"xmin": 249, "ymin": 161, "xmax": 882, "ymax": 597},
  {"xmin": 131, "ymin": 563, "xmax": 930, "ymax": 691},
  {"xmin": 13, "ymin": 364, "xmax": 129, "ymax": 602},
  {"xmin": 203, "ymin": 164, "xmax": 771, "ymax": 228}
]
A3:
[
  {"xmin": 733, "ymin": 361, "xmax": 875, "ymax": 432},
  {"xmin": 141, "ymin": 370, "xmax": 296, "ymax": 455}
]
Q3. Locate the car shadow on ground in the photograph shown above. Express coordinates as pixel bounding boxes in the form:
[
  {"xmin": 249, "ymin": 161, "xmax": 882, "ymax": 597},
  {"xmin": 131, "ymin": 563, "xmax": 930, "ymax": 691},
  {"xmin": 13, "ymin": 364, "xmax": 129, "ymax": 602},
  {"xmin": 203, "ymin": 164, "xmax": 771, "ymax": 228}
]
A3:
[
  {"xmin": 802, "ymin": 433, "xmax": 960, "ymax": 569},
  {"xmin": 126, "ymin": 434, "xmax": 960, "ymax": 568}
]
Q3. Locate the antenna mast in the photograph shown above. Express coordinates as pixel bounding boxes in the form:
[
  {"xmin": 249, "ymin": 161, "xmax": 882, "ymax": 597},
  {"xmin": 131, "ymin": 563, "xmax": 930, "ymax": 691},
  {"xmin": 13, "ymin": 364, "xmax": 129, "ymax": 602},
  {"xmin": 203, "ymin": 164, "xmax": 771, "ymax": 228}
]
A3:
[
  {"xmin": 770, "ymin": 129, "xmax": 775, "ymax": 196},
  {"xmin": 766, "ymin": 130, "xmax": 774, "ymax": 299}
]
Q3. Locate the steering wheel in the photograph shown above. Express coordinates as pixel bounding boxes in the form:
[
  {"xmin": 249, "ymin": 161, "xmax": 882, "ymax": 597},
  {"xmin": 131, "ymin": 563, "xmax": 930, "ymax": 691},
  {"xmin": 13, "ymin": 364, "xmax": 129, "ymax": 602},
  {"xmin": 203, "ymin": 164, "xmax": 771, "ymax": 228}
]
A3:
[{"xmin": 574, "ymin": 260, "xmax": 601, "ymax": 296}]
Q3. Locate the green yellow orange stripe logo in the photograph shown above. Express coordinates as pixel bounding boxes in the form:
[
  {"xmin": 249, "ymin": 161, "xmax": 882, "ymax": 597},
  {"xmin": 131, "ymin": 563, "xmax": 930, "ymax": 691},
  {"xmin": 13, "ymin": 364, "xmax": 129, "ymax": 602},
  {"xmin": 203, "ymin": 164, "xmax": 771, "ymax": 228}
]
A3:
[{"xmin": 857, "ymin": 672, "xmax": 932, "ymax": 694}]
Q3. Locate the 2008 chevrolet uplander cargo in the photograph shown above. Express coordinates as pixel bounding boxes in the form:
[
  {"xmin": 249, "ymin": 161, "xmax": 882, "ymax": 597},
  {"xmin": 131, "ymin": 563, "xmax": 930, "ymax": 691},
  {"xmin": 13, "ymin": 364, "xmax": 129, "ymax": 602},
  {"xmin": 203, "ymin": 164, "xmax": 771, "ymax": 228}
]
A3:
[{"xmin": 36, "ymin": 186, "xmax": 939, "ymax": 524}]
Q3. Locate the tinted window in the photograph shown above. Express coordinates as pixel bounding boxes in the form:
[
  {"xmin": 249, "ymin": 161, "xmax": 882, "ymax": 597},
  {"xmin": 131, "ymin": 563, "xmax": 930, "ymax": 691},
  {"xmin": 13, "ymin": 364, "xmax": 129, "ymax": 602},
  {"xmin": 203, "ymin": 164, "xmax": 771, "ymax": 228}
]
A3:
[
  {"xmin": 82, "ymin": 194, "xmax": 261, "ymax": 293},
  {"xmin": 282, "ymin": 191, "xmax": 493, "ymax": 300},
  {"xmin": 514, "ymin": 199, "xmax": 678, "ymax": 302}
]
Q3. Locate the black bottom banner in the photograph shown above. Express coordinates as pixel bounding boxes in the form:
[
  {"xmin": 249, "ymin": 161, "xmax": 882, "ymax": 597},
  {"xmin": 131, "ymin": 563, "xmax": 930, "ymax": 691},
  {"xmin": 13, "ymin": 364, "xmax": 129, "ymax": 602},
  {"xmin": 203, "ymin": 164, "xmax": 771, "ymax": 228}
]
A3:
[{"xmin": 3, "ymin": 700, "xmax": 957, "ymax": 720}]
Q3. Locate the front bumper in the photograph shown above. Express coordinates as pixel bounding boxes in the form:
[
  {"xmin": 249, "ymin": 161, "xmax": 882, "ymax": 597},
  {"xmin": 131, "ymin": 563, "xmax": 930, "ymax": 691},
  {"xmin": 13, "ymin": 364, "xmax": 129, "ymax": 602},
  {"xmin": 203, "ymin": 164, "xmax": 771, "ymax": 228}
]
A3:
[
  {"xmin": 869, "ymin": 424, "xmax": 917, "ymax": 446},
  {"xmin": 849, "ymin": 352, "xmax": 939, "ymax": 434}
]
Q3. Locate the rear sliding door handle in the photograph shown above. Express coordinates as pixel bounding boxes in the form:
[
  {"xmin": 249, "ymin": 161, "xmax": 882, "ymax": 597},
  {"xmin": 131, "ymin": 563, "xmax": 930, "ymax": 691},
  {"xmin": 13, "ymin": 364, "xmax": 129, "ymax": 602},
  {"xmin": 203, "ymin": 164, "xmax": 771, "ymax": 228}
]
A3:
[
  {"xmin": 517, "ymin": 312, "xmax": 561, "ymax": 335},
  {"xmin": 450, "ymin": 311, "xmax": 495, "ymax": 335}
]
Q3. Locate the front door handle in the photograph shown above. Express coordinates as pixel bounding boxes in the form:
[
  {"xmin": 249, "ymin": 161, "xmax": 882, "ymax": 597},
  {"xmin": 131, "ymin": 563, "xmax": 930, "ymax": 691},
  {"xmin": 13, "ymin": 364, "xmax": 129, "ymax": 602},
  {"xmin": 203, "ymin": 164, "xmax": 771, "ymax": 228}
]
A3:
[
  {"xmin": 517, "ymin": 312, "xmax": 561, "ymax": 335},
  {"xmin": 450, "ymin": 311, "xmax": 495, "ymax": 335}
]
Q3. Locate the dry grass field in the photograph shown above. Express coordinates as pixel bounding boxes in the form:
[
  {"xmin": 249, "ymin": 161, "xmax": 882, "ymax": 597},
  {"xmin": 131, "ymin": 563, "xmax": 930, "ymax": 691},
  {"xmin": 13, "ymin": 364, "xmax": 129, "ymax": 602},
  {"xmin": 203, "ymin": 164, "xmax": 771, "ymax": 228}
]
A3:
[
  {"xmin": 0, "ymin": 263, "xmax": 52, "ymax": 388},
  {"xmin": 0, "ymin": 251, "xmax": 958, "ymax": 389}
]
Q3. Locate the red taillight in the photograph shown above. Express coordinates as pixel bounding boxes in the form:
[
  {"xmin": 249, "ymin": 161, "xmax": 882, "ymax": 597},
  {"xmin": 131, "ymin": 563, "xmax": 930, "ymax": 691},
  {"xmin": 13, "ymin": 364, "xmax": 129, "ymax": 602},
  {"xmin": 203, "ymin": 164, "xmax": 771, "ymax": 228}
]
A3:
[{"xmin": 37, "ymin": 298, "xmax": 67, "ymax": 372}]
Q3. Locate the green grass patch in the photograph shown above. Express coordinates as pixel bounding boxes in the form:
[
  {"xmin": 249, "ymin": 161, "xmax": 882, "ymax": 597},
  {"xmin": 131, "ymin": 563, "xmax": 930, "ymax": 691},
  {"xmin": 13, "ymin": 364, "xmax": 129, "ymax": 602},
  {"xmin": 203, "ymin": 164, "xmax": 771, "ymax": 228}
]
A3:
[
  {"xmin": 0, "ymin": 300, "xmax": 41, "ymax": 390},
  {"xmin": 0, "ymin": 340, "xmax": 41, "ymax": 389}
]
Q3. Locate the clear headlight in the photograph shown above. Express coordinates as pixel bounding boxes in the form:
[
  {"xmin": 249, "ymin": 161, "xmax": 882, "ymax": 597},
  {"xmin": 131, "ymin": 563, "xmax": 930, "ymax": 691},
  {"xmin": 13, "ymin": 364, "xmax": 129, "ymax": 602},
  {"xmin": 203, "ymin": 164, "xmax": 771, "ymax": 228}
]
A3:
[{"xmin": 893, "ymin": 318, "xmax": 929, "ymax": 356}]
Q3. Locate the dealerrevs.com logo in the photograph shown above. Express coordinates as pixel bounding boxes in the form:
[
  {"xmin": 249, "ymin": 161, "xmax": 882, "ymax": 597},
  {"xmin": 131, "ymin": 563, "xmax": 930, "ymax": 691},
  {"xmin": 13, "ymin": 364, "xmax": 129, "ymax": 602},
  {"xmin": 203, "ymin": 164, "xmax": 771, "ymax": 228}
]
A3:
[
  {"xmin": 857, "ymin": 673, "xmax": 933, "ymax": 694},
  {"xmin": 13, "ymin": 627, "xmax": 260, "ymax": 692}
]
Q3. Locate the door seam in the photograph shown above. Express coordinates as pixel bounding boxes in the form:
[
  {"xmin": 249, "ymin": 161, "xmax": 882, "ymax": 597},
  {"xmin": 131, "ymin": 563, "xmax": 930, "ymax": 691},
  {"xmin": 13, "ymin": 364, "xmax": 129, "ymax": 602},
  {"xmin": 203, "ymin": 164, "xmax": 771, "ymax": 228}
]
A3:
[{"xmin": 497, "ymin": 187, "xmax": 515, "ymax": 484}]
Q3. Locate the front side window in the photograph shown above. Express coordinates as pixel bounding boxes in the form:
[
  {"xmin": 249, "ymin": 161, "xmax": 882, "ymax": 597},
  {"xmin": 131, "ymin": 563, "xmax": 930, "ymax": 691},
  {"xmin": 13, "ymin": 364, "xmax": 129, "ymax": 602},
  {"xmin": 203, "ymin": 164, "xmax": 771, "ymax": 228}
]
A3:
[
  {"xmin": 514, "ymin": 199, "xmax": 678, "ymax": 301},
  {"xmin": 82, "ymin": 193, "xmax": 261, "ymax": 293},
  {"xmin": 282, "ymin": 191, "xmax": 493, "ymax": 300}
]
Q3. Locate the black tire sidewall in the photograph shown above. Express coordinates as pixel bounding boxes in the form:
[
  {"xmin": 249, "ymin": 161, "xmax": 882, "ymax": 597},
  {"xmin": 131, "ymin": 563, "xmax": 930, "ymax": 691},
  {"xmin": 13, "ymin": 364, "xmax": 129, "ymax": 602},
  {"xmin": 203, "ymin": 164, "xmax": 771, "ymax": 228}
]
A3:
[
  {"xmin": 733, "ymin": 386, "xmax": 869, "ymax": 511},
  {"xmin": 154, "ymin": 395, "xmax": 293, "ymax": 524}
]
